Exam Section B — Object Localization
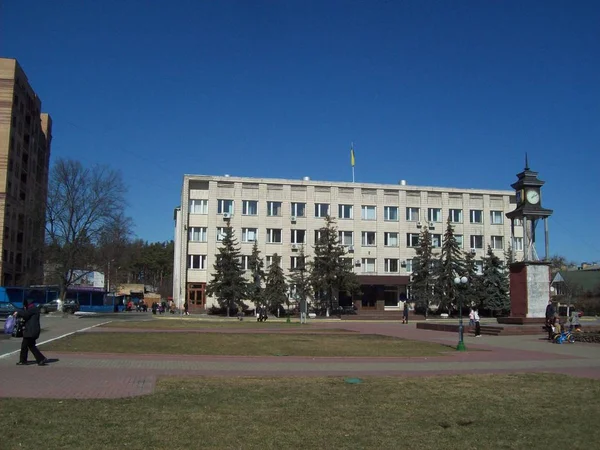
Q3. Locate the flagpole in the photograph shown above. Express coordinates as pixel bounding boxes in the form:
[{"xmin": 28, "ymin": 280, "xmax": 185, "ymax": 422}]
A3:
[{"xmin": 351, "ymin": 142, "xmax": 355, "ymax": 183}]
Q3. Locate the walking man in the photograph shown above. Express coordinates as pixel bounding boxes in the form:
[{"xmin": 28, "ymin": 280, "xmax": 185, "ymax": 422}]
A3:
[
  {"xmin": 473, "ymin": 308, "xmax": 481, "ymax": 337},
  {"xmin": 402, "ymin": 302, "xmax": 409, "ymax": 324},
  {"xmin": 14, "ymin": 300, "xmax": 48, "ymax": 366}
]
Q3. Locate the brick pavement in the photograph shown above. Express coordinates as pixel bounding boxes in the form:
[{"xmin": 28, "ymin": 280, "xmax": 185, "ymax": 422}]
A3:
[{"xmin": 1, "ymin": 319, "xmax": 600, "ymax": 399}]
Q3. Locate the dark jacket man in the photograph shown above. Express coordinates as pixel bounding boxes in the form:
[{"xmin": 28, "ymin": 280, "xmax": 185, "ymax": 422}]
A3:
[
  {"xmin": 17, "ymin": 302, "xmax": 42, "ymax": 339},
  {"xmin": 15, "ymin": 301, "xmax": 47, "ymax": 365}
]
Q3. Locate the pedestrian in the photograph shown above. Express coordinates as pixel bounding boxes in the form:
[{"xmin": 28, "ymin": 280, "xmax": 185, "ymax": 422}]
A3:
[
  {"xmin": 473, "ymin": 308, "xmax": 481, "ymax": 337},
  {"xmin": 184, "ymin": 301, "xmax": 189, "ymax": 316},
  {"xmin": 402, "ymin": 302, "xmax": 409, "ymax": 324},
  {"xmin": 468, "ymin": 308, "xmax": 475, "ymax": 327},
  {"xmin": 14, "ymin": 300, "xmax": 48, "ymax": 366},
  {"xmin": 545, "ymin": 301, "xmax": 556, "ymax": 340}
]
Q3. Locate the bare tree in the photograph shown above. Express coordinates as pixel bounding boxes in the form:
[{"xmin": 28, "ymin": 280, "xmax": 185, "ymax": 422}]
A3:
[{"xmin": 45, "ymin": 158, "xmax": 130, "ymax": 300}]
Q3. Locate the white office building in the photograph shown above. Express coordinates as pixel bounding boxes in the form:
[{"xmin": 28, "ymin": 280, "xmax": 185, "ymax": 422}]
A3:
[{"xmin": 173, "ymin": 175, "xmax": 523, "ymax": 313}]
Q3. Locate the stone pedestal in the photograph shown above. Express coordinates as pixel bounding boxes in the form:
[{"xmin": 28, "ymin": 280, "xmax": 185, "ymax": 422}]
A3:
[{"xmin": 508, "ymin": 261, "xmax": 551, "ymax": 318}]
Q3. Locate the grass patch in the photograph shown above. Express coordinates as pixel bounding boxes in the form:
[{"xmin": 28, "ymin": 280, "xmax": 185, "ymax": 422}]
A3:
[
  {"xmin": 2, "ymin": 374, "xmax": 599, "ymax": 449},
  {"xmin": 41, "ymin": 332, "xmax": 452, "ymax": 357},
  {"xmin": 101, "ymin": 319, "xmax": 344, "ymax": 330}
]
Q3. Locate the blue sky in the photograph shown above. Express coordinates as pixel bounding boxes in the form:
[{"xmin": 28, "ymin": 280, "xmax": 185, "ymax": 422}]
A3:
[{"xmin": 1, "ymin": 1, "xmax": 598, "ymax": 263}]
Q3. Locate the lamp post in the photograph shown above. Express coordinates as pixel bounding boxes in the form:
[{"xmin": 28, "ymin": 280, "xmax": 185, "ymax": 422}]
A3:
[{"xmin": 453, "ymin": 276, "xmax": 468, "ymax": 351}]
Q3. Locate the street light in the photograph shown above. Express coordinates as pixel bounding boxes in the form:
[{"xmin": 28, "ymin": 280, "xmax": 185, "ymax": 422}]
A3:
[{"xmin": 453, "ymin": 276, "xmax": 468, "ymax": 352}]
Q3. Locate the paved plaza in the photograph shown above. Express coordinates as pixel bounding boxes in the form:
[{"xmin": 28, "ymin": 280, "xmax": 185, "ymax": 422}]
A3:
[{"xmin": 1, "ymin": 315, "xmax": 600, "ymax": 399}]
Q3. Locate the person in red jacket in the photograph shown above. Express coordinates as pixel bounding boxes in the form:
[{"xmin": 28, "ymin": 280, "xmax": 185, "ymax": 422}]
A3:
[{"xmin": 14, "ymin": 300, "xmax": 48, "ymax": 366}]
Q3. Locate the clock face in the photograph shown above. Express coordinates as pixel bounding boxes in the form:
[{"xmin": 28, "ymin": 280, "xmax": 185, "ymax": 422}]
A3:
[{"xmin": 526, "ymin": 189, "xmax": 540, "ymax": 204}]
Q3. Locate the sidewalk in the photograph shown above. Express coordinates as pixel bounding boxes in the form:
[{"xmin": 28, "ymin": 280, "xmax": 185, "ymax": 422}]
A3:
[{"xmin": 1, "ymin": 321, "xmax": 599, "ymax": 399}]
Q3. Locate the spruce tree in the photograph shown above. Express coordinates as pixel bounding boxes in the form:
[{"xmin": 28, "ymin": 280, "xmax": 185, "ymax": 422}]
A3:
[
  {"xmin": 287, "ymin": 245, "xmax": 312, "ymax": 320},
  {"xmin": 206, "ymin": 223, "xmax": 247, "ymax": 316},
  {"xmin": 481, "ymin": 245, "xmax": 510, "ymax": 315},
  {"xmin": 463, "ymin": 250, "xmax": 484, "ymax": 309},
  {"xmin": 309, "ymin": 216, "xmax": 360, "ymax": 316},
  {"xmin": 434, "ymin": 218, "xmax": 465, "ymax": 314},
  {"xmin": 504, "ymin": 245, "xmax": 515, "ymax": 266},
  {"xmin": 411, "ymin": 226, "xmax": 435, "ymax": 318},
  {"xmin": 263, "ymin": 254, "xmax": 288, "ymax": 315},
  {"xmin": 247, "ymin": 240, "xmax": 266, "ymax": 309}
]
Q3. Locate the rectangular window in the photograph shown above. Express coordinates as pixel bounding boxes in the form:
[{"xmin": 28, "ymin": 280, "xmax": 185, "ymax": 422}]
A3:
[
  {"xmin": 266, "ymin": 228, "xmax": 282, "ymax": 243},
  {"xmin": 189, "ymin": 199, "xmax": 208, "ymax": 214},
  {"xmin": 406, "ymin": 207, "xmax": 420, "ymax": 221},
  {"xmin": 385, "ymin": 258, "xmax": 399, "ymax": 273},
  {"xmin": 490, "ymin": 210, "xmax": 504, "ymax": 225},
  {"xmin": 513, "ymin": 237, "xmax": 523, "ymax": 251},
  {"xmin": 242, "ymin": 200, "xmax": 258, "ymax": 216},
  {"xmin": 265, "ymin": 255, "xmax": 281, "ymax": 268},
  {"xmin": 267, "ymin": 201, "xmax": 282, "ymax": 217},
  {"xmin": 475, "ymin": 261, "xmax": 484, "ymax": 275},
  {"xmin": 361, "ymin": 258, "xmax": 376, "ymax": 273},
  {"xmin": 240, "ymin": 255, "xmax": 250, "ymax": 270},
  {"xmin": 188, "ymin": 254, "xmax": 207, "ymax": 270},
  {"xmin": 242, "ymin": 228, "xmax": 257, "ymax": 243},
  {"xmin": 470, "ymin": 209, "xmax": 483, "ymax": 224},
  {"xmin": 217, "ymin": 199, "xmax": 234, "ymax": 214},
  {"xmin": 361, "ymin": 205, "xmax": 376, "ymax": 220},
  {"xmin": 455, "ymin": 234, "xmax": 464, "ymax": 248},
  {"xmin": 315, "ymin": 203, "xmax": 330, "ymax": 218},
  {"xmin": 291, "ymin": 229, "xmax": 306, "ymax": 244},
  {"xmin": 291, "ymin": 202, "xmax": 306, "ymax": 217},
  {"xmin": 449, "ymin": 209, "xmax": 463, "ymax": 223},
  {"xmin": 406, "ymin": 233, "xmax": 420, "ymax": 247},
  {"xmin": 314, "ymin": 230, "xmax": 324, "ymax": 243},
  {"xmin": 428, "ymin": 208, "xmax": 442, "ymax": 223},
  {"xmin": 216, "ymin": 227, "xmax": 226, "ymax": 242},
  {"xmin": 361, "ymin": 231, "xmax": 376, "ymax": 246},
  {"xmin": 405, "ymin": 259, "xmax": 413, "ymax": 273},
  {"xmin": 338, "ymin": 204, "xmax": 353, "ymax": 219},
  {"xmin": 338, "ymin": 231, "xmax": 354, "ymax": 246},
  {"xmin": 189, "ymin": 227, "xmax": 207, "ymax": 242},
  {"xmin": 431, "ymin": 234, "xmax": 442, "ymax": 248},
  {"xmin": 491, "ymin": 235, "xmax": 504, "ymax": 250},
  {"xmin": 514, "ymin": 218, "xmax": 523, "ymax": 226},
  {"xmin": 384, "ymin": 232, "xmax": 398, "ymax": 247},
  {"xmin": 384, "ymin": 206, "xmax": 399, "ymax": 221},
  {"xmin": 470, "ymin": 235, "xmax": 484, "ymax": 249},
  {"xmin": 290, "ymin": 256, "xmax": 305, "ymax": 270}
]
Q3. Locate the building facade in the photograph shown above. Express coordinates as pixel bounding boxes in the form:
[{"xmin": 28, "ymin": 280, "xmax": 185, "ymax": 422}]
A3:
[
  {"xmin": 0, "ymin": 58, "xmax": 52, "ymax": 286},
  {"xmin": 173, "ymin": 174, "xmax": 524, "ymax": 313}
]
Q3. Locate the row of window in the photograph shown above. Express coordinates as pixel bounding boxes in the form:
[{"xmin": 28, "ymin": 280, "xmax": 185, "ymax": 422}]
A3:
[
  {"xmin": 188, "ymin": 226, "xmax": 523, "ymax": 251},
  {"xmin": 189, "ymin": 199, "xmax": 511, "ymax": 225},
  {"xmin": 187, "ymin": 255, "xmax": 487, "ymax": 275}
]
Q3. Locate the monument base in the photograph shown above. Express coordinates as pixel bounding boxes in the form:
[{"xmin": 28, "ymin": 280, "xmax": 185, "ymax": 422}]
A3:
[{"xmin": 509, "ymin": 261, "xmax": 551, "ymax": 318}]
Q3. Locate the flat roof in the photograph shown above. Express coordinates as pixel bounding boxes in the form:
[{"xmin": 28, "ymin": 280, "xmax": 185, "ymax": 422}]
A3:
[{"xmin": 183, "ymin": 174, "xmax": 514, "ymax": 195}]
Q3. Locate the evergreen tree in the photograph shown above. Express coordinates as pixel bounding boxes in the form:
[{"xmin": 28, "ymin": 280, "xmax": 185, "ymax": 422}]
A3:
[
  {"xmin": 247, "ymin": 240, "xmax": 266, "ymax": 308},
  {"xmin": 263, "ymin": 254, "xmax": 288, "ymax": 315},
  {"xmin": 434, "ymin": 218, "xmax": 465, "ymax": 314},
  {"xmin": 206, "ymin": 223, "xmax": 247, "ymax": 316},
  {"xmin": 481, "ymin": 245, "xmax": 510, "ymax": 315},
  {"xmin": 287, "ymin": 245, "xmax": 312, "ymax": 319},
  {"xmin": 463, "ymin": 250, "xmax": 484, "ymax": 309},
  {"xmin": 504, "ymin": 245, "xmax": 515, "ymax": 266},
  {"xmin": 411, "ymin": 227, "xmax": 435, "ymax": 318},
  {"xmin": 309, "ymin": 216, "xmax": 360, "ymax": 315}
]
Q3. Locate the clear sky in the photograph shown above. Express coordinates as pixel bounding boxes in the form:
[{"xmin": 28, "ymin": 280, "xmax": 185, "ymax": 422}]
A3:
[{"xmin": 1, "ymin": 1, "xmax": 598, "ymax": 263}]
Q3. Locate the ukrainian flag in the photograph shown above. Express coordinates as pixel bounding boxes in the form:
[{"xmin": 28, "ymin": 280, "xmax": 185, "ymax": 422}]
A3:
[{"xmin": 351, "ymin": 147, "xmax": 355, "ymax": 167}]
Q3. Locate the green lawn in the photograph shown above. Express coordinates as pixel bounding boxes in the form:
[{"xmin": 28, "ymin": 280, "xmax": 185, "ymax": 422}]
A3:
[
  {"xmin": 41, "ymin": 331, "xmax": 453, "ymax": 357},
  {"xmin": 101, "ymin": 318, "xmax": 347, "ymax": 330},
  {"xmin": 2, "ymin": 374, "xmax": 599, "ymax": 449}
]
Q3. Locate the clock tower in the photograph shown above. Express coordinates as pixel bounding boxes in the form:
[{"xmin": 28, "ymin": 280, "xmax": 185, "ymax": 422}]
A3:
[{"xmin": 503, "ymin": 155, "xmax": 554, "ymax": 321}]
